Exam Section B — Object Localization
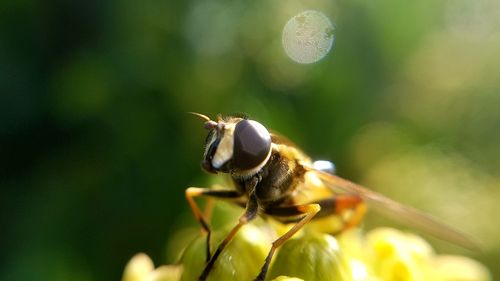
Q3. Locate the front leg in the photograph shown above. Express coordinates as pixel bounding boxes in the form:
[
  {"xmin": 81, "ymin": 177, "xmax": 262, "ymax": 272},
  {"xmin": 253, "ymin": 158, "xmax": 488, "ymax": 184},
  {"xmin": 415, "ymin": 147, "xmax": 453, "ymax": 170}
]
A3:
[
  {"xmin": 255, "ymin": 203, "xmax": 321, "ymax": 281},
  {"xmin": 185, "ymin": 187, "xmax": 243, "ymax": 262},
  {"xmin": 199, "ymin": 192, "xmax": 259, "ymax": 281}
]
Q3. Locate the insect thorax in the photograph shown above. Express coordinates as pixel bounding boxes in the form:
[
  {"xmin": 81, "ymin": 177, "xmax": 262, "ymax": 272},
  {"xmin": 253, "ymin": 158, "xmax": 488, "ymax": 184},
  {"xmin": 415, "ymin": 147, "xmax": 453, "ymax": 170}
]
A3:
[{"xmin": 232, "ymin": 149, "xmax": 305, "ymax": 208}]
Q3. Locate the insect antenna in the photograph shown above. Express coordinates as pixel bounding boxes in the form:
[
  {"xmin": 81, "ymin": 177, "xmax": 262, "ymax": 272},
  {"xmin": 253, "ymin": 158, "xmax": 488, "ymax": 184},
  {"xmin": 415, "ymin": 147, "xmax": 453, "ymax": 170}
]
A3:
[{"xmin": 187, "ymin": 112, "xmax": 218, "ymax": 130}]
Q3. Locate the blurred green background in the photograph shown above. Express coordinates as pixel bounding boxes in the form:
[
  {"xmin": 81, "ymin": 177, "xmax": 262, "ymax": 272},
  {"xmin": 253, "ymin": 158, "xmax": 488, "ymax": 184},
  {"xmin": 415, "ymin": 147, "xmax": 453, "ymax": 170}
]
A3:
[{"xmin": 1, "ymin": 0, "xmax": 499, "ymax": 280}]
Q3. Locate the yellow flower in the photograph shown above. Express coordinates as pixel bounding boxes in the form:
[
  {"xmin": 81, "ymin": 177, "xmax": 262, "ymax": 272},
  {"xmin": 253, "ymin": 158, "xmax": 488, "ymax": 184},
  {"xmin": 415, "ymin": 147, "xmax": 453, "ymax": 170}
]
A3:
[
  {"xmin": 365, "ymin": 228, "xmax": 490, "ymax": 281},
  {"xmin": 122, "ymin": 225, "xmax": 490, "ymax": 281}
]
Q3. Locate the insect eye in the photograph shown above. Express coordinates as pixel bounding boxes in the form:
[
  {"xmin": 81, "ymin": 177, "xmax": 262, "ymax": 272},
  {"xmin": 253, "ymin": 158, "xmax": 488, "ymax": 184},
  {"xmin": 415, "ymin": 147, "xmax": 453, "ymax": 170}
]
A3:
[{"xmin": 232, "ymin": 119, "xmax": 272, "ymax": 170}]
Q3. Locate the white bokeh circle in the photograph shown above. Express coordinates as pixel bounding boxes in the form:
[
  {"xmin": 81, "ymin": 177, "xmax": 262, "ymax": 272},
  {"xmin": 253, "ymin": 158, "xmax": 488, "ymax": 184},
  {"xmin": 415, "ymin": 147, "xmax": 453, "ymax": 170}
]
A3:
[{"xmin": 282, "ymin": 10, "xmax": 335, "ymax": 64}]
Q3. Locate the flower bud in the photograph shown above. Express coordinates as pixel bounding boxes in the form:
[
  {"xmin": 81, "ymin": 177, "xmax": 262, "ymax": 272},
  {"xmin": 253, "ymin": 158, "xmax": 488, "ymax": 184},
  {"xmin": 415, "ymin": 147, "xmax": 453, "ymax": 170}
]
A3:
[
  {"xmin": 122, "ymin": 253, "xmax": 155, "ymax": 281},
  {"xmin": 271, "ymin": 276, "xmax": 304, "ymax": 281},
  {"xmin": 267, "ymin": 231, "xmax": 345, "ymax": 281},
  {"xmin": 181, "ymin": 224, "xmax": 270, "ymax": 281}
]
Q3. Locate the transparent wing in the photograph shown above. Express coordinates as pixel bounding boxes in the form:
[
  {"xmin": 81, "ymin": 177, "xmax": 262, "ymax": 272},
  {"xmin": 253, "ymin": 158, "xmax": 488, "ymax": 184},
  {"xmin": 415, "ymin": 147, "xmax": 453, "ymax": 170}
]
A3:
[{"xmin": 313, "ymin": 169, "xmax": 479, "ymax": 250}]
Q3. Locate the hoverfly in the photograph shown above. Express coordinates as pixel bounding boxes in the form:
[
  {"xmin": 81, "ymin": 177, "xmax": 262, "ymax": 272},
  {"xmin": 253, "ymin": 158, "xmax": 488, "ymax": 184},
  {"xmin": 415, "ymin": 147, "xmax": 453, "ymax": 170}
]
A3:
[{"xmin": 186, "ymin": 113, "xmax": 476, "ymax": 281}]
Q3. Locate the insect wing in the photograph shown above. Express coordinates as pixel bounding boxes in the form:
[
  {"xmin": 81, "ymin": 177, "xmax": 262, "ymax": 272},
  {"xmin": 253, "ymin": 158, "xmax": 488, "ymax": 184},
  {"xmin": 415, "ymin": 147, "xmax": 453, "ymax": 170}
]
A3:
[{"xmin": 313, "ymin": 169, "xmax": 478, "ymax": 250}]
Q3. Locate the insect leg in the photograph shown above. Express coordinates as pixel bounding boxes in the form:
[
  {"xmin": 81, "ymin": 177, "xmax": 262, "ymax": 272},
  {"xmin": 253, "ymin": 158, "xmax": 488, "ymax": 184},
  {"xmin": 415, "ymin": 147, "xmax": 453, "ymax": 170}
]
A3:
[
  {"xmin": 202, "ymin": 198, "xmax": 215, "ymax": 222},
  {"xmin": 313, "ymin": 195, "xmax": 366, "ymax": 232},
  {"xmin": 333, "ymin": 194, "xmax": 366, "ymax": 229},
  {"xmin": 255, "ymin": 203, "xmax": 321, "ymax": 281},
  {"xmin": 199, "ymin": 192, "xmax": 259, "ymax": 281},
  {"xmin": 311, "ymin": 195, "xmax": 367, "ymax": 229},
  {"xmin": 185, "ymin": 187, "xmax": 243, "ymax": 262}
]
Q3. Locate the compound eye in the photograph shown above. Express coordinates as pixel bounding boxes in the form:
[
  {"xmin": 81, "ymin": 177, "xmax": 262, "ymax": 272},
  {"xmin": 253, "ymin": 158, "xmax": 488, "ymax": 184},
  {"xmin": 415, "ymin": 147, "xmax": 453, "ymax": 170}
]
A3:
[{"xmin": 233, "ymin": 120, "xmax": 272, "ymax": 170}]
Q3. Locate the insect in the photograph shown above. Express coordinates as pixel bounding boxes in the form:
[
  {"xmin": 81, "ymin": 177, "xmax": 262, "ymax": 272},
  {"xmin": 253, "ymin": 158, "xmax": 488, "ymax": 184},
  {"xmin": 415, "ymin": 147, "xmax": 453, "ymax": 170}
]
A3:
[{"xmin": 186, "ymin": 112, "xmax": 476, "ymax": 281}]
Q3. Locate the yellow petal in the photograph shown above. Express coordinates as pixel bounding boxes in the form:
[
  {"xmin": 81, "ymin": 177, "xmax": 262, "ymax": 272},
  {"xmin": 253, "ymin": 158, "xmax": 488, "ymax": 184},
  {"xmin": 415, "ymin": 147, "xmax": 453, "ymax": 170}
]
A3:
[
  {"xmin": 145, "ymin": 265, "xmax": 183, "ymax": 281},
  {"xmin": 429, "ymin": 255, "xmax": 491, "ymax": 281},
  {"xmin": 366, "ymin": 228, "xmax": 433, "ymax": 281},
  {"xmin": 122, "ymin": 253, "xmax": 155, "ymax": 281}
]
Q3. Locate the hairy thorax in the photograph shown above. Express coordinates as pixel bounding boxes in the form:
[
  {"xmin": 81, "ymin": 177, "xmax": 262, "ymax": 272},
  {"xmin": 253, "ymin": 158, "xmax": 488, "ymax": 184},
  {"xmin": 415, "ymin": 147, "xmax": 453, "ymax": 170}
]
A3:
[{"xmin": 231, "ymin": 143, "xmax": 308, "ymax": 208}]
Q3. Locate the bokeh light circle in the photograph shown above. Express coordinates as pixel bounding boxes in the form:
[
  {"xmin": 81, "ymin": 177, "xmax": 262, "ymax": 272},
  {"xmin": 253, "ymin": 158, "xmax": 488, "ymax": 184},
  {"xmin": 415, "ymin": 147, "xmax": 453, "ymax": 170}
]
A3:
[{"xmin": 282, "ymin": 10, "xmax": 335, "ymax": 64}]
